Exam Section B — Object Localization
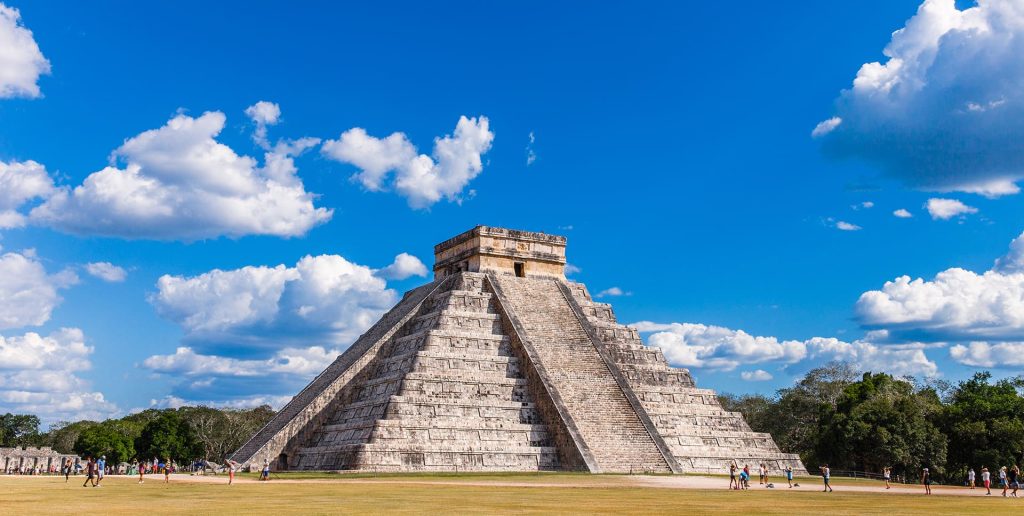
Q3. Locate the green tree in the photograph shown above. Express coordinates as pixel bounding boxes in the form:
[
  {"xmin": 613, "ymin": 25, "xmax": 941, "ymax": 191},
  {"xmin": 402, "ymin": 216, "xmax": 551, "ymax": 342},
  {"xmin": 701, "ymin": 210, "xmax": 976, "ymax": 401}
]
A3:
[
  {"xmin": 751, "ymin": 362, "xmax": 857, "ymax": 466},
  {"xmin": 0, "ymin": 413, "xmax": 43, "ymax": 447},
  {"xmin": 941, "ymin": 372, "xmax": 1024, "ymax": 476},
  {"xmin": 135, "ymin": 410, "xmax": 200, "ymax": 462},
  {"xmin": 814, "ymin": 372, "xmax": 947, "ymax": 478},
  {"xmin": 74, "ymin": 420, "xmax": 139, "ymax": 464},
  {"xmin": 46, "ymin": 420, "xmax": 98, "ymax": 453},
  {"xmin": 178, "ymin": 405, "xmax": 275, "ymax": 461}
]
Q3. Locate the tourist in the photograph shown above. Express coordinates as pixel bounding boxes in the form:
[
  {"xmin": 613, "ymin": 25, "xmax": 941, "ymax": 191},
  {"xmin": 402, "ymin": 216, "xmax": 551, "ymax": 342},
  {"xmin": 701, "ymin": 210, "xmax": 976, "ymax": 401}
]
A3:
[
  {"xmin": 982, "ymin": 466, "xmax": 991, "ymax": 495},
  {"xmin": 261, "ymin": 459, "xmax": 270, "ymax": 481},
  {"xmin": 63, "ymin": 459, "xmax": 71, "ymax": 483},
  {"xmin": 82, "ymin": 457, "xmax": 96, "ymax": 488},
  {"xmin": 164, "ymin": 458, "xmax": 171, "ymax": 483},
  {"xmin": 96, "ymin": 455, "xmax": 105, "ymax": 487},
  {"xmin": 729, "ymin": 461, "xmax": 737, "ymax": 490},
  {"xmin": 922, "ymin": 467, "xmax": 931, "ymax": 495},
  {"xmin": 785, "ymin": 465, "xmax": 794, "ymax": 488},
  {"xmin": 820, "ymin": 464, "xmax": 833, "ymax": 492},
  {"xmin": 739, "ymin": 466, "xmax": 749, "ymax": 490},
  {"xmin": 759, "ymin": 462, "xmax": 767, "ymax": 485},
  {"xmin": 883, "ymin": 466, "xmax": 891, "ymax": 489},
  {"xmin": 1001, "ymin": 466, "xmax": 1009, "ymax": 497},
  {"xmin": 227, "ymin": 459, "xmax": 238, "ymax": 485},
  {"xmin": 1010, "ymin": 465, "xmax": 1019, "ymax": 498},
  {"xmin": 968, "ymin": 467, "xmax": 975, "ymax": 489}
]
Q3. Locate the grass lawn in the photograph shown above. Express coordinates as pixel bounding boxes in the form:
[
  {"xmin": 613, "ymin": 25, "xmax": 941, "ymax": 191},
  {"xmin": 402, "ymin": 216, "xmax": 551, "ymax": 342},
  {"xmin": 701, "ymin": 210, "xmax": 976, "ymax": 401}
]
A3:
[{"xmin": 1, "ymin": 473, "xmax": 1016, "ymax": 515}]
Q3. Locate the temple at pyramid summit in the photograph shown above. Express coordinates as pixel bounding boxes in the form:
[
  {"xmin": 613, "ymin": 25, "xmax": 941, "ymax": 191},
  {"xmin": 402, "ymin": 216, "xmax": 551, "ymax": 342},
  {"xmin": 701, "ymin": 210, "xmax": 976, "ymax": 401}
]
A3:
[{"xmin": 231, "ymin": 226, "xmax": 806, "ymax": 474}]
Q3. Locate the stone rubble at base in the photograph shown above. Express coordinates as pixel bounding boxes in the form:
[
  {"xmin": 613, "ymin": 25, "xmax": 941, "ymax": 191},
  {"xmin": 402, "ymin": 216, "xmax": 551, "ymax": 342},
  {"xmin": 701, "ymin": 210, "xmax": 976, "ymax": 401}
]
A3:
[{"xmin": 231, "ymin": 226, "xmax": 807, "ymax": 475}]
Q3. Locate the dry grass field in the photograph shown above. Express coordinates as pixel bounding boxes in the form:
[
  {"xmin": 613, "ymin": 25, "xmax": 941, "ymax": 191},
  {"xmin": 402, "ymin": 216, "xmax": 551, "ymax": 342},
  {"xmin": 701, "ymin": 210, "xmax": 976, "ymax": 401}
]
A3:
[{"xmin": 1, "ymin": 472, "xmax": 1019, "ymax": 515}]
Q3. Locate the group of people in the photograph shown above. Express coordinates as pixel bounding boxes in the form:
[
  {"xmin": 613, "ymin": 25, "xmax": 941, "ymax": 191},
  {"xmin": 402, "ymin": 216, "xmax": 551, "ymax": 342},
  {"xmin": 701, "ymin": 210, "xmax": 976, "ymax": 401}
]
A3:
[
  {"xmin": 732, "ymin": 461, "xmax": 1023, "ymax": 497},
  {"xmin": 728, "ymin": 461, "xmax": 797, "ymax": 490},
  {"xmin": 966, "ymin": 465, "xmax": 1021, "ymax": 497},
  {"xmin": 75, "ymin": 456, "xmax": 175, "ymax": 486}
]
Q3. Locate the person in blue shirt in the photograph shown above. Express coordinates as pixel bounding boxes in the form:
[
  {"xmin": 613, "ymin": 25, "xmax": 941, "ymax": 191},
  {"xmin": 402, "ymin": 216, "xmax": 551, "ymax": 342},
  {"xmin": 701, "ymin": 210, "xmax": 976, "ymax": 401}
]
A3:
[{"xmin": 96, "ymin": 456, "xmax": 106, "ymax": 487}]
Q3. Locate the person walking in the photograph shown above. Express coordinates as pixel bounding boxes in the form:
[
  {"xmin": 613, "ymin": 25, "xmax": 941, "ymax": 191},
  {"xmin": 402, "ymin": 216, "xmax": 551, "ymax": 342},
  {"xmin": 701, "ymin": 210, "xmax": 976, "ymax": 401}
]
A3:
[
  {"xmin": 820, "ymin": 464, "xmax": 833, "ymax": 492},
  {"xmin": 729, "ymin": 461, "xmax": 738, "ymax": 490},
  {"xmin": 82, "ymin": 457, "xmax": 96, "ymax": 488},
  {"xmin": 968, "ymin": 467, "xmax": 976, "ymax": 489},
  {"xmin": 226, "ymin": 459, "xmax": 238, "ymax": 485},
  {"xmin": 759, "ymin": 462, "xmax": 768, "ymax": 485},
  {"xmin": 164, "ymin": 458, "xmax": 171, "ymax": 483},
  {"xmin": 63, "ymin": 459, "xmax": 71, "ymax": 483},
  {"xmin": 261, "ymin": 459, "xmax": 271, "ymax": 481},
  {"xmin": 982, "ymin": 466, "xmax": 991, "ymax": 495},
  {"xmin": 95, "ymin": 456, "xmax": 105, "ymax": 487},
  {"xmin": 1010, "ymin": 465, "xmax": 1019, "ymax": 498},
  {"xmin": 785, "ymin": 465, "xmax": 794, "ymax": 488},
  {"xmin": 883, "ymin": 467, "xmax": 891, "ymax": 489},
  {"xmin": 1001, "ymin": 466, "xmax": 1009, "ymax": 497},
  {"xmin": 922, "ymin": 467, "xmax": 932, "ymax": 495}
]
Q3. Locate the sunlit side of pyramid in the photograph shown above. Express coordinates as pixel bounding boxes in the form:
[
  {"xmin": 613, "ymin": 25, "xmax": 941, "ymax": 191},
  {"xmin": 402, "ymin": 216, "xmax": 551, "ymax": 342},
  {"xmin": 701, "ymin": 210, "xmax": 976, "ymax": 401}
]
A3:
[{"xmin": 232, "ymin": 226, "xmax": 806, "ymax": 474}]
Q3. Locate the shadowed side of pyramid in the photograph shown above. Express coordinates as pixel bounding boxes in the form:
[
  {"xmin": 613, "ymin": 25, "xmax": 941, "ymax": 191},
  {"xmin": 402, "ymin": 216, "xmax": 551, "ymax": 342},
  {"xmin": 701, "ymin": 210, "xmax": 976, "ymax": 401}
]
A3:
[{"xmin": 231, "ymin": 226, "xmax": 806, "ymax": 474}]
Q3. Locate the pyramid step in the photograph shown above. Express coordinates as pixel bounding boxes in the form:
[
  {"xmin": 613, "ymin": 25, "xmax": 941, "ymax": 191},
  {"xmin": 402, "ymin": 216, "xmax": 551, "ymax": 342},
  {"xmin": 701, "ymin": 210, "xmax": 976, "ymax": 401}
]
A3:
[
  {"xmin": 409, "ymin": 350, "xmax": 522, "ymax": 377},
  {"xmin": 405, "ymin": 310, "xmax": 503, "ymax": 335},
  {"xmin": 423, "ymin": 289, "xmax": 497, "ymax": 314},
  {"xmin": 294, "ymin": 441, "xmax": 561, "ymax": 472},
  {"xmin": 385, "ymin": 395, "xmax": 543, "ymax": 423}
]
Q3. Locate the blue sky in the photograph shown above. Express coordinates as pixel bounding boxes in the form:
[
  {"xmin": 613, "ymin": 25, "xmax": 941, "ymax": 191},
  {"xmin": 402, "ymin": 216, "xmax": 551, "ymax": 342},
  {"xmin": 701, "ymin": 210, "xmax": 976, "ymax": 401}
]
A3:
[{"xmin": 3, "ymin": 0, "xmax": 1024, "ymax": 424}]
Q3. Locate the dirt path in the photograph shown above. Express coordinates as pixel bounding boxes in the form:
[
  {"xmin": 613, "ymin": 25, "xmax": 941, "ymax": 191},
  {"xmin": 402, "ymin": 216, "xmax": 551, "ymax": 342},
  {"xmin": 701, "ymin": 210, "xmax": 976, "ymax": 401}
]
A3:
[
  {"xmin": 7, "ymin": 472, "xmax": 1013, "ymax": 498},
  {"xmin": 633, "ymin": 475, "xmax": 1005, "ymax": 498}
]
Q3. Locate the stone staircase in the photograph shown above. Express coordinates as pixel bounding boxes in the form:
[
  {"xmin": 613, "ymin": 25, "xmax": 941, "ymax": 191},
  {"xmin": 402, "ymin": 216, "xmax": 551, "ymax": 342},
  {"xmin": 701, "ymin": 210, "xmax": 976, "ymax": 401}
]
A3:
[
  {"xmin": 489, "ymin": 275, "xmax": 673, "ymax": 473},
  {"xmin": 286, "ymin": 273, "xmax": 560, "ymax": 472},
  {"xmin": 564, "ymin": 281, "xmax": 808, "ymax": 475}
]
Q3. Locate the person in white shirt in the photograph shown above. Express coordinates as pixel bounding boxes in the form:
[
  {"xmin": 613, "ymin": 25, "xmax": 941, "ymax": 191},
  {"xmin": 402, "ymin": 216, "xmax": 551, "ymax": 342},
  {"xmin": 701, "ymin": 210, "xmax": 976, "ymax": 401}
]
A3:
[
  {"xmin": 982, "ymin": 466, "xmax": 991, "ymax": 495},
  {"xmin": 968, "ymin": 468, "xmax": 976, "ymax": 489},
  {"xmin": 1001, "ymin": 466, "xmax": 1009, "ymax": 497}
]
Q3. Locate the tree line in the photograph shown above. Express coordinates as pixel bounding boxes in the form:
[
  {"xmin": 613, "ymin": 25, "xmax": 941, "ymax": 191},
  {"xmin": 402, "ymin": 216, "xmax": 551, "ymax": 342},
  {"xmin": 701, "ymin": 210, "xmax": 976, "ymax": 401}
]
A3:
[
  {"xmin": 1, "ymin": 406, "xmax": 275, "ymax": 465},
  {"xmin": 719, "ymin": 363, "xmax": 1024, "ymax": 482}
]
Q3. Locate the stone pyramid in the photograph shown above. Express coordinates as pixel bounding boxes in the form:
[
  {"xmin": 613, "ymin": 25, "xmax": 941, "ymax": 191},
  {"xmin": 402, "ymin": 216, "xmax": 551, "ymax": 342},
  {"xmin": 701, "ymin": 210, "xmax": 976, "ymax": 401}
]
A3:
[{"xmin": 232, "ymin": 226, "xmax": 806, "ymax": 474}]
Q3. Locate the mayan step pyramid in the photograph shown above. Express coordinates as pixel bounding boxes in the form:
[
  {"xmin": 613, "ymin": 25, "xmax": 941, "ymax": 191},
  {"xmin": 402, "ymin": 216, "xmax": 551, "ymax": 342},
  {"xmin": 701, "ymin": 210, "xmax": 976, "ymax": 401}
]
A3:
[{"xmin": 232, "ymin": 226, "xmax": 806, "ymax": 474}]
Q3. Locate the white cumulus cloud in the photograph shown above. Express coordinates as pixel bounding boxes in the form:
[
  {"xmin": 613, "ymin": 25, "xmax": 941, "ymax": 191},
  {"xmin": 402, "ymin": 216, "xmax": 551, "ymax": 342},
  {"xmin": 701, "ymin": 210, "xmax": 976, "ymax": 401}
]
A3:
[
  {"xmin": 84, "ymin": 262, "xmax": 127, "ymax": 282},
  {"xmin": 596, "ymin": 286, "xmax": 631, "ymax": 298},
  {"xmin": 322, "ymin": 115, "xmax": 494, "ymax": 209},
  {"xmin": 926, "ymin": 198, "xmax": 977, "ymax": 220},
  {"xmin": 0, "ymin": 3, "xmax": 50, "ymax": 98},
  {"xmin": 0, "ymin": 328, "xmax": 118, "ymax": 423},
  {"xmin": 740, "ymin": 369, "xmax": 773, "ymax": 381},
  {"xmin": 632, "ymin": 321, "xmax": 937, "ymax": 377},
  {"xmin": 150, "ymin": 254, "xmax": 401, "ymax": 350},
  {"xmin": 374, "ymin": 253, "xmax": 428, "ymax": 281},
  {"xmin": 949, "ymin": 341, "xmax": 1024, "ymax": 368},
  {"xmin": 0, "ymin": 160, "xmax": 55, "ymax": 228},
  {"xmin": 811, "ymin": 117, "xmax": 842, "ymax": 137},
  {"xmin": 818, "ymin": 0, "xmax": 1024, "ymax": 197},
  {"xmin": 0, "ymin": 251, "xmax": 74, "ymax": 330},
  {"xmin": 856, "ymin": 231, "xmax": 1024, "ymax": 349},
  {"xmin": 142, "ymin": 345, "xmax": 337, "ymax": 378},
  {"xmin": 836, "ymin": 221, "xmax": 862, "ymax": 231},
  {"xmin": 893, "ymin": 208, "xmax": 913, "ymax": 218},
  {"xmin": 245, "ymin": 100, "xmax": 281, "ymax": 149},
  {"xmin": 31, "ymin": 111, "xmax": 331, "ymax": 240}
]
